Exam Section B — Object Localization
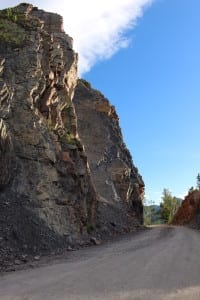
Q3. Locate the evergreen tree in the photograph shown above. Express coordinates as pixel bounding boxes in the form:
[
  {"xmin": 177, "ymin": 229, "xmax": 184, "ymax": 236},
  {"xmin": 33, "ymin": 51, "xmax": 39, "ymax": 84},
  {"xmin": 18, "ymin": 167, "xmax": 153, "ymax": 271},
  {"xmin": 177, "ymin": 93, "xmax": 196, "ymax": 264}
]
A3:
[
  {"xmin": 196, "ymin": 173, "xmax": 200, "ymax": 189},
  {"xmin": 188, "ymin": 186, "xmax": 194, "ymax": 194}
]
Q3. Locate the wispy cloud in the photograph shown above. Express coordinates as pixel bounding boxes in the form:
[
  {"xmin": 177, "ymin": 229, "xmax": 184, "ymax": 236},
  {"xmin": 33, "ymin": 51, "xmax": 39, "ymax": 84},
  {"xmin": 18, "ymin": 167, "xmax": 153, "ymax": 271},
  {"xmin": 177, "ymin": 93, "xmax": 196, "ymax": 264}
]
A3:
[{"xmin": 0, "ymin": 0, "xmax": 154, "ymax": 75}]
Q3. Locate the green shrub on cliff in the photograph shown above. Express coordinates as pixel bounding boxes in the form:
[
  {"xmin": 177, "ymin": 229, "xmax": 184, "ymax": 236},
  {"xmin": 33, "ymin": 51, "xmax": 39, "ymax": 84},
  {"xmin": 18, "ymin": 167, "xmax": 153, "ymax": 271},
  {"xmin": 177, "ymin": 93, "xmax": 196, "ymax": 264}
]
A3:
[
  {"xmin": 5, "ymin": 8, "xmax": 18, "ymax": 22},
  {"xmin": 0, "ymin": 19, "xmax": 25, "ymax": 46}
]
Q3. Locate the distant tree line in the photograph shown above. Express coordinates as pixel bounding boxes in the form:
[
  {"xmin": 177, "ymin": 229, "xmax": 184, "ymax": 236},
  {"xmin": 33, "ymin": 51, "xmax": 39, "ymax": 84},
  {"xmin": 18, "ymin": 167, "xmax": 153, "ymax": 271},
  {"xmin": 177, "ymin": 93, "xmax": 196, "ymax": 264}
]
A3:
[
  {"xmin": 144, "ymin": 173, "xmax": 200, "ymax": 225},
  {"xmin": 143, "ymin": 189, "xmax": 181, "ymax": 225}
]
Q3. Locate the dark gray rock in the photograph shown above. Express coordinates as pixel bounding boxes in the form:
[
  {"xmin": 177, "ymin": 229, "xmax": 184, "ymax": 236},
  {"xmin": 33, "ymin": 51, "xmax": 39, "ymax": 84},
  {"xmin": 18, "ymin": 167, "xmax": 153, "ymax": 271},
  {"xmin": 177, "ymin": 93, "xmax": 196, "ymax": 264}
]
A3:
[
  {"xmin": 0, "ymin": 4, "xmax": 144, "ymax": 270},
  {"xmin": 0, "ymin": 4, "xmax": 97, "ymax": 268},
  {"xmin": 74, "ymin": 79, "xmax": 144, "ymax": 232}
]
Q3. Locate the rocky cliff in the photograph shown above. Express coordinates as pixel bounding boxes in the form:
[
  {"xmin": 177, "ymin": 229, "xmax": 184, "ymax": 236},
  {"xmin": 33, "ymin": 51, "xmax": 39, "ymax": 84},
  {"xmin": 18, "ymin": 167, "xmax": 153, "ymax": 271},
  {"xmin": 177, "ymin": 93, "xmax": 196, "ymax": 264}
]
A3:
[
  {"xmin": 171, "ymin": 190, "xmax": 200, "ymax": 228},
  {"xmin": 74, "ymin": 80, "xmax": 144, "ymax": 233},
  {"xmin": 0, "ymin": 3, "xmax": 97, "ymax": 266},
  {"xmin": 0, "ymin": 3, "xmax": 144, "ymax": 268}
]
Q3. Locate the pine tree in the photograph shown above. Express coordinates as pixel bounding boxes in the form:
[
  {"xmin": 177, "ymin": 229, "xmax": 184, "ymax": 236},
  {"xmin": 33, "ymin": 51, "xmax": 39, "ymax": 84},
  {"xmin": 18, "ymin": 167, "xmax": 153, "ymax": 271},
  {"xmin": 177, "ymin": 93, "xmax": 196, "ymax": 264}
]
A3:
[{"xmin": 196, "ymin": 173, "xmax": 200, "ymax": 189}]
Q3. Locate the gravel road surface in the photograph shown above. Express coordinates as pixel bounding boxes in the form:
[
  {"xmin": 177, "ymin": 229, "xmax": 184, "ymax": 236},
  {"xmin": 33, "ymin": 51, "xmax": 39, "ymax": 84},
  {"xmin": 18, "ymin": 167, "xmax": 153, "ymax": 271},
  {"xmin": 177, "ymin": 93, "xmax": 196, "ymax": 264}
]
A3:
[{"xmin": 1, "ymin": 226, "xmax": 200, "ymax": 300}]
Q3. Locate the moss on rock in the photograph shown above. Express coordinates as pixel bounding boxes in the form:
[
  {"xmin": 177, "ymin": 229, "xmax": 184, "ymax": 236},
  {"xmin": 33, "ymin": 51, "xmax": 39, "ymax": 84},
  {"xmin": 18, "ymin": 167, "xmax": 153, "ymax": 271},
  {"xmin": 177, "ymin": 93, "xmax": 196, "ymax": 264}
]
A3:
[{"xmin": 0, "ymin": 18, "xmax": 26, "ymax": 46}]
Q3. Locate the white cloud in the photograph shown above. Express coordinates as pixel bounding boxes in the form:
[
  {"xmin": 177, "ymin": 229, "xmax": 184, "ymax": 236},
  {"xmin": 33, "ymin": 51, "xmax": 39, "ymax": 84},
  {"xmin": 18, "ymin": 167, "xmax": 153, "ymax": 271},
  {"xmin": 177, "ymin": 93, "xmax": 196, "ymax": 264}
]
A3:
[{"xmin": 0, "ymin": 0, "xmax": 154, "ymax": 75}]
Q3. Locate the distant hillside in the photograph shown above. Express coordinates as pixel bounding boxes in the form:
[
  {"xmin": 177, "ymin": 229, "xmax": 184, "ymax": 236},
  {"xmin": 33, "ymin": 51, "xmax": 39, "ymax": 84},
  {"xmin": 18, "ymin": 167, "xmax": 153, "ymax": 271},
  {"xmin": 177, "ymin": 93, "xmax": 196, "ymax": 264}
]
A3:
[{"xmin": 144, "ymin": 205, "xmax": 164, "ymax": 225}]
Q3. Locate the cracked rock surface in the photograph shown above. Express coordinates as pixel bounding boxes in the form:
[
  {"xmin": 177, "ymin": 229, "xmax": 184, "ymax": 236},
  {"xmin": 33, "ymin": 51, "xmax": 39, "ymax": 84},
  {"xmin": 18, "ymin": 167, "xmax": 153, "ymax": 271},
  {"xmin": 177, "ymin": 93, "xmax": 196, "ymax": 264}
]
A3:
[
  {"xmin": 74, "ymin": 80, "xmax": 144, "ymax": 233},
  {"xmin": 0, "ymin": 4, "xmax": 97, "ymax": 269},
  {"xmin": 0, "ymin": 4, "xmax": 144, "ymax": 270}
]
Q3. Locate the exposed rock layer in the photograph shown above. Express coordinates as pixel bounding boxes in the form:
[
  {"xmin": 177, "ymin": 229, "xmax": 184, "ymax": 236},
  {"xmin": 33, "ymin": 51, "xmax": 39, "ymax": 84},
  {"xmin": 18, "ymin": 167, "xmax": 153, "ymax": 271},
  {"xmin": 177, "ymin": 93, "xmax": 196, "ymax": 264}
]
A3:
[
  {"xmin": 171, "ymin": 190, "xmax": 200, "ymax": 228},
  {"xmin": 0, "ymin": 4, "xmax": 144, "ymax": 267},
  {"xmin": 74, "ymin": 80, "xmax": 144, "ymax": 232},
  {"xmin": 0, "ymin": 4, "xmax": 97, "ymax": 266}
]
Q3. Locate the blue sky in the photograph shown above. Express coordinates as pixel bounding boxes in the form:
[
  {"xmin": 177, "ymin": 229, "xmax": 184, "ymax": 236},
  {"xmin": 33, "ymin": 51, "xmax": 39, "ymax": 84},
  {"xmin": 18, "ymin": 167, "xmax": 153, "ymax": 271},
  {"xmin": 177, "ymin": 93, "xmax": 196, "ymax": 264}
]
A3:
[
  {"xmin": 84, "ymin": 0, "xmax": 200, "ymax": 203},
  {"xmin": 1, "ymin": 0, "xmax": 200, "ymax": 203}
]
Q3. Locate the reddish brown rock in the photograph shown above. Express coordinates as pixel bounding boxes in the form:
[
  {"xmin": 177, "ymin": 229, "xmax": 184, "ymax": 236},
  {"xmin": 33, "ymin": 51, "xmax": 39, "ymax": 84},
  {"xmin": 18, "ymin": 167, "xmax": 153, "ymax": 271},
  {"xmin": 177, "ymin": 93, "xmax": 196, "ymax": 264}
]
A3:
[{"xmin": 171, "ymin": 189, "xmax": 200, "ymax": 227}]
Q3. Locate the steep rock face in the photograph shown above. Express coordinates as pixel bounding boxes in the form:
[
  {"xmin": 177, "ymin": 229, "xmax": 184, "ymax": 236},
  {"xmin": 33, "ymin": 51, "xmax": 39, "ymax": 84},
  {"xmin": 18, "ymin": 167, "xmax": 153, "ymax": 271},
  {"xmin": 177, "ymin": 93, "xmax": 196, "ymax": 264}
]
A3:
[
  {"xmin": 171, "ymin": 190, "xmax": 200, "ymax": 227},
  {"xmin": 0, "ymin": 4, "xmax": 144, "ymax": 267},
  {"xmin": 0, "ymin": 4, "xmax": 97, "ymax": 262},
  {"xmin": 74, "ymin": 80, "xmax": 144, "ymax": 233}
]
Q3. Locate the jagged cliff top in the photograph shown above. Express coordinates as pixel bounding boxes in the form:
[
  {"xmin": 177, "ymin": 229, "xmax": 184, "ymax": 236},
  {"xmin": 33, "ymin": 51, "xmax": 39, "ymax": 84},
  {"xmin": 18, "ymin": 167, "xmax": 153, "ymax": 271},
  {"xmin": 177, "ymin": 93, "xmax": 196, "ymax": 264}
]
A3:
[{"xmin": 0, "ymin": 3, "xmax": 74, "ymax": 49}]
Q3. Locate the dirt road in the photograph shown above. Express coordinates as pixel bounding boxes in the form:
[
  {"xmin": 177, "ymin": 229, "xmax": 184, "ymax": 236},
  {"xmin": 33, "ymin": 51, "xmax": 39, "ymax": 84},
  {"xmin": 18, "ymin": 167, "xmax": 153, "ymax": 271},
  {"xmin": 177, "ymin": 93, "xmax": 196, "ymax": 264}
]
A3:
[{"xmin": 1, "ymin": 226, "xmax": 200, "ymax": 300}]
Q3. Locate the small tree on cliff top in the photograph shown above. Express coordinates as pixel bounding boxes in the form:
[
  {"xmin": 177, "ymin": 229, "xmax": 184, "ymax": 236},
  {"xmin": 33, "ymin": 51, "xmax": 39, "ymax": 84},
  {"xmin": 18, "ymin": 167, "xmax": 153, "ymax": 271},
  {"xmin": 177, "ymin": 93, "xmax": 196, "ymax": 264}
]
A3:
[{"xmin": 196, "ymin": 173, "xmax": 200, "ymax": 189}]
